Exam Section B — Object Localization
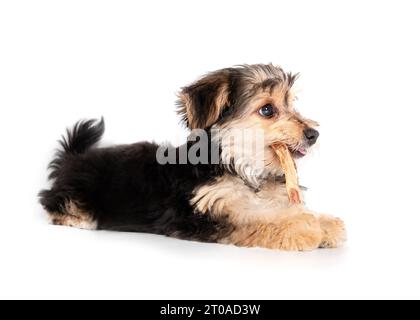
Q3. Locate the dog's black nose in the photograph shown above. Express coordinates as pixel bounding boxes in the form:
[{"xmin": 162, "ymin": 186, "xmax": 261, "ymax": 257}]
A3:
[{"xmin": 304, "ymin": 128, "xmax": 319, "ymax": 145}]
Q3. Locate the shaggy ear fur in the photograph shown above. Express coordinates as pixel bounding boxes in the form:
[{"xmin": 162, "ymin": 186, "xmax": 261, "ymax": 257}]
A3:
[{"xmin": 177, "ymin": 69, "xmax": 232, "ymax": 129}]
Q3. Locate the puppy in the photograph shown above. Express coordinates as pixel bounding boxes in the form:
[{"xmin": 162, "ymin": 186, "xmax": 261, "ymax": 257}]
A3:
[{"xmin": 39, "ymin": 64, "xmax": 346, "ymax": 251}]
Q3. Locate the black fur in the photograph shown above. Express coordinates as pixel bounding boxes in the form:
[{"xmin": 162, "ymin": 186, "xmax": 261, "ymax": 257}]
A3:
[{"xmin": 39, "ymin": 119, "xmax": 233, "ymax": 242}]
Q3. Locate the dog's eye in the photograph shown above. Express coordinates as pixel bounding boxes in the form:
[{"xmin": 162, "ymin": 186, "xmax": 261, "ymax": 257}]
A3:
[{"xmin": 259, "ymin": 104, "xmax": 276, "ymax": 118}]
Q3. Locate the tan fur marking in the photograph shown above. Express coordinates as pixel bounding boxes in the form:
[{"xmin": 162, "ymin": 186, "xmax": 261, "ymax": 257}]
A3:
[
  {"xmin": 178, "ymin": 92, "xmax": 194, "ymax": 128},
  {"xmin": 215, "ymin": 82, "xmax": 230, "ymax": 113},
  {"xmin": 49, "ymin": 201, "xmax": 97, "ymax": 230}
]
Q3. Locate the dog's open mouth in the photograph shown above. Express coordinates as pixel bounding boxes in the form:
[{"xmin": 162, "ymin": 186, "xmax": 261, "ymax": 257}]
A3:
[{"xmin": 290, "ymin": 147, "xmax": 308, "ymax": 159}]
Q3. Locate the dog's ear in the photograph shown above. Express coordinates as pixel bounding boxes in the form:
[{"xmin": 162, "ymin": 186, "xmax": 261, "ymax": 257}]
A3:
[{"xmin": 177, "ymin": 69, "xmax": 232, "ymax": 129}]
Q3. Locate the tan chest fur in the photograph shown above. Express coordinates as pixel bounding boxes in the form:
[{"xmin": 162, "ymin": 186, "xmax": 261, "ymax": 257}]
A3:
[{"xmin": 191, "ymin": 174, "xmax": 306, "ymax": 225}]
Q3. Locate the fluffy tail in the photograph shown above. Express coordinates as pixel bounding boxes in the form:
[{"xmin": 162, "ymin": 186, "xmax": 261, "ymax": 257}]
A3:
[
  {"xmin": 48, "ymin": 118, "xmax": 105, "ymax": 180},
  {"xmin": 59, "ymin": 118, "xmax": 105, "ymax": 155}
]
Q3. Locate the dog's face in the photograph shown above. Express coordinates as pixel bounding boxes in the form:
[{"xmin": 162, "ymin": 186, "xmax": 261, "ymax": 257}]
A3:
[{"xmin": 178, "ymin": 64, "xmax": 319, "ymax": 186}]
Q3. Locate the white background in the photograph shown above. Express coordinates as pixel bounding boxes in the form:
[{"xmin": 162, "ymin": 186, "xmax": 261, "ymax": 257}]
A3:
[{"xmin": 1, "ymin": 0, "xmax": 419, "ymax": 300}]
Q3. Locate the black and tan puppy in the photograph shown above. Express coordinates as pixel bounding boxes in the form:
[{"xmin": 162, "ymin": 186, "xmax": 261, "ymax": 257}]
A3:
[{"xmin": 39, "ymin": 64, "xmax": 346, "ymax": 251}]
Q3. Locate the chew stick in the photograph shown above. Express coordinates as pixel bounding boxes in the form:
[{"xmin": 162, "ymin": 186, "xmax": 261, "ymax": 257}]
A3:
[{"xmin": 271, "ymin": 143, "xmax": 302, "ymax": 204}]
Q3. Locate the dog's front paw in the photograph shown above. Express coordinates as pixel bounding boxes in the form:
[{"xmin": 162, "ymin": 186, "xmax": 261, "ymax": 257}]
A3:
[
  {"xmin": 318, "ymin": 215, "xmax": 347, "ymax": 248},
  {"xmin": 278, "ymin": 214, "xmax": 323, "ymax": 251}
]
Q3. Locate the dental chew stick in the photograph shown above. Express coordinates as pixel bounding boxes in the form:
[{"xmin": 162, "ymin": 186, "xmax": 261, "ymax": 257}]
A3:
[{"xmin": 271, "ymin": 143, "xmax": 302, "ymax": 204}]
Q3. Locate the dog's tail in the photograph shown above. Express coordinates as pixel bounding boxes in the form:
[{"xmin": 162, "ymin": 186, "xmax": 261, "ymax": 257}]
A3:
[
  {"xmin": 47, "ymin": 118, "xmax": 105, "ymax": 180},
  {"xmin": 59, "ymin": 118, "xmax": 105, "ymax": 155}
]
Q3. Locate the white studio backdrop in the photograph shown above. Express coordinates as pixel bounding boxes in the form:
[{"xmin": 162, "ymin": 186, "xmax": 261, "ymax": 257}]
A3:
[{"xmin": 0, "ymin": 0, "xmax": 419, "ymax": 299}]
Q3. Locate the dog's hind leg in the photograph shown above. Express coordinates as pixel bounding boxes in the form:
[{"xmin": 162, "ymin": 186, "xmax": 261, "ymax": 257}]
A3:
[
  {"xmin": 44, "ymin": 196, "xmax": 97, "ymax": 230},
  {"xmin": 41, "ymin": 190, "xmax": 98, "ymax": 230}
]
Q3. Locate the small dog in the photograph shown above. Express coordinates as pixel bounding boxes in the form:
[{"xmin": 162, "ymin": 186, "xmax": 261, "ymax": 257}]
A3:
[{"xmin": 39, "ymin": 64, "xmax": 346, "ymax": 251}]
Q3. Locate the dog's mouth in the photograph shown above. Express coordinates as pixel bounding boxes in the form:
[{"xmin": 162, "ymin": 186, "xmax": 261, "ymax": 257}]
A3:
[
  {"xmin": 291, "ymin": 147, "xmax": 308, "ymax": 159},
  {"xmin": 270, "ymin": 143, "xmax": 310, "ymax": 159}
]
